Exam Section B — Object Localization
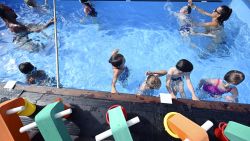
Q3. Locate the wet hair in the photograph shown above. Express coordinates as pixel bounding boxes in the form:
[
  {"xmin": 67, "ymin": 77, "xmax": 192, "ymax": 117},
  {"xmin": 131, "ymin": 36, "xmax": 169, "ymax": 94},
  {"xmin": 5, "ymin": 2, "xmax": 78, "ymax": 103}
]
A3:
[
  {"xmin": 0, "ymin": 4, "xmax": 17, "ymax": 20},
  {"xmin": 181, "ymin": 5, "xmax": 191, "ymax": 14},
  {"xmin": 80, "ymin": 0, "xmax": 89, "ymax": 3},
  {"xmin": 176, "ymin": 59, "xmax": 193, "ymax": 72},
  {"xmin": 26, "ymin": 0, "xmax": 37, "ymax": 7},
  {"xmin": 224, "ymin": 70, "xmax": 245, "ymax": 85},
  {"xmin": 0, "ymin": 4, "xmax": 5, "ymax": 18},
  {"xmin": 217, "ymin": 5, "xmax": 232, "ymax": 25},
  {"xmin": 146, "ymin": 75, "xmax": 161, "ymax": 89},
  {"xmin": 18, "ymin": 62, "xmax": 35, "ymax": 74},
  {"xmin": 109, "ymin": 54, "xmax": 124, "ymax": 68},
  {"xmin": 186, "ymin": 5, "xmax": 191, "ymax": 14}
]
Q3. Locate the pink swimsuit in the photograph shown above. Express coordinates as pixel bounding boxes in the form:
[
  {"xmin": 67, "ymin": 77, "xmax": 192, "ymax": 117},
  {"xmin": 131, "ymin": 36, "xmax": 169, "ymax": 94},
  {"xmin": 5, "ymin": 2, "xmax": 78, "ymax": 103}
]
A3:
[{"xmin": 203, "ymin": 79, "xmax": 232, "ymax": 96}]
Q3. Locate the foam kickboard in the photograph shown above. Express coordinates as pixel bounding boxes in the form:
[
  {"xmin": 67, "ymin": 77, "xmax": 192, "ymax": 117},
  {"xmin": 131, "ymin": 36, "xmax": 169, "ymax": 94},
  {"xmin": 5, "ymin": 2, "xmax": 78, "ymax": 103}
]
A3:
[
  {"xmin": 35, "ymin": 101, "xmax": 72, "ymax": 141},
  {"xmin": 109, "ymin": 106, "xmax": 133, "ymax": 141}
]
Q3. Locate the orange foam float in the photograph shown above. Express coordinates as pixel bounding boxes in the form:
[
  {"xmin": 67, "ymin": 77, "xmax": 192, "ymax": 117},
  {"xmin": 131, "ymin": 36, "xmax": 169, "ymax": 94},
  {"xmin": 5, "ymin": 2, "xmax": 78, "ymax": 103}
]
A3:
[
  {"xmin": 164, "ymin": 112, "xmax": 213, "ymax": 141},
  {"xmin": 0, "ymin": 98, "xmax": 30, "ymax": 141}
]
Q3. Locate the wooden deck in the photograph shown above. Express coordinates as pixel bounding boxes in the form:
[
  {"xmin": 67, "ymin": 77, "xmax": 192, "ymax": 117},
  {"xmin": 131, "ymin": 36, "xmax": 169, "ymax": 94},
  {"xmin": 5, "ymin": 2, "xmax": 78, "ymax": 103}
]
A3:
[{"xmin": 1, "ymin": 83, "xmax": 250, "ymax": 141}]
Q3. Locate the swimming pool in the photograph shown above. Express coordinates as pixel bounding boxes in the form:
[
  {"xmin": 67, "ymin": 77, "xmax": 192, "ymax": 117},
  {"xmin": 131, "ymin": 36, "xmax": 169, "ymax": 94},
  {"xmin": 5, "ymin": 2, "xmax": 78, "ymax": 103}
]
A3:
[{"xmin": 1, "ymin": 0, "xmax": 250, "ymax": 103}]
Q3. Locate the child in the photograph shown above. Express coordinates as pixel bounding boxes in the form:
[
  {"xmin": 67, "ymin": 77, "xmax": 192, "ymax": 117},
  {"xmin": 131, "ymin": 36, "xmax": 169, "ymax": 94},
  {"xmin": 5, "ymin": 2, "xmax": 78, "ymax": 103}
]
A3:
[
  {"xmin": 166, "ymin": 0, "xmax": 193, "ymax": 36},
  {"xmin": 109, "ymin": 49, "xmax": 129, "ymax": 94},
  {"xmin": 198, "ymin": 70, "xmax": 245, "ymax": 103},
  {"xmin": 166, "ymin": 59, "xmax": 199, "ymax": 100},
  {"xmin": 80, "ymin": 0, "xmax": 97, "ymax": 17},
  {"xmin": 18, "ymin": 62, "xmax": 56, "ymax": 86},
  {"xmin": 24, "ymin": 0, "xmax": 48, "ymax": 9},
  {"xmin": 137, "ymin": 70, "xmax": 167, "ymax": 96}
]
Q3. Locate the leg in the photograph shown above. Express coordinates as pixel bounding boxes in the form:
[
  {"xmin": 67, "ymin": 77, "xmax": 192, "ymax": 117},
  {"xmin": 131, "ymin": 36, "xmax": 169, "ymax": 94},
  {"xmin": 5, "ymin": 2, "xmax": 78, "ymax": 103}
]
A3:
[
  {"xmin": 170, "ymin": 81, "xmax": 178, "ymax": 98},
  {"xmin": 177, "ymin": 80, "xmax": 186, "ymax": 98}
]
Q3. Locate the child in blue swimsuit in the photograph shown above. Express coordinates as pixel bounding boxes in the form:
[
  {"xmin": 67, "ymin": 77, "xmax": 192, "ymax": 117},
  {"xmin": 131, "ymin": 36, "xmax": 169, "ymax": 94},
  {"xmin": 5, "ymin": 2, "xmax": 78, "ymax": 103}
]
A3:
[
  {"xmin": 198, "ymin": 70, "xmax": 245, "ymax": 102},
  {"xmin": 109, "ymin": 49, "xmax": 129, "ymax": 94},
  {"xmin": 166, "ymin": 59, "xmax": 199, "ymax": 100}
]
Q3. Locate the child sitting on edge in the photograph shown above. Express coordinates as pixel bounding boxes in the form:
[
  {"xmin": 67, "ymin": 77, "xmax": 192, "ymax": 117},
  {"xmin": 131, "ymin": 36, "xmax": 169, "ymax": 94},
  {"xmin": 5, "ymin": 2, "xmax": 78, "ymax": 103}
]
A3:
[
  {"xmin": 166, "ymin": 59, "xmax": 199, "ymax": 100},
  {"xmin": 137, "ymin": 70, "xmax": 167, "ymax": 96},
  {"xmin": 198, "ymin": 70, "xmax": 245, "ymax": 103},
  {"xmin": 109, "ymin": 49, "xmax": 129, "ymax": 94},
  {"xmin": 18, "ymin": 62, "xmax": 57, "ymax": 86},
  {"xmin": 80, "ymin": 0, "xmax": 97, "ymax": 17}
]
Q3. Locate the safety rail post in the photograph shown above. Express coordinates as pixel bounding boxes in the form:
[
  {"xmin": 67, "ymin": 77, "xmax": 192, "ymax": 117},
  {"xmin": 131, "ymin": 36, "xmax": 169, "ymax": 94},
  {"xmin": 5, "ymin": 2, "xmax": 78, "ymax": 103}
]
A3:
[{"xmin": 53, "ymin": 0, "xmax": 60, "ymax": 88}]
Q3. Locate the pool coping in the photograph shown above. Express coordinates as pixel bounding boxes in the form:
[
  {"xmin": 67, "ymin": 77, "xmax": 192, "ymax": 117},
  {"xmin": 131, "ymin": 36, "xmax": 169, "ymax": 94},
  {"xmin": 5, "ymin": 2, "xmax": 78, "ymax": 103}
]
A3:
[{"xmin": 1, "ymin": 83, "xmax": 250, "ymax": 113}]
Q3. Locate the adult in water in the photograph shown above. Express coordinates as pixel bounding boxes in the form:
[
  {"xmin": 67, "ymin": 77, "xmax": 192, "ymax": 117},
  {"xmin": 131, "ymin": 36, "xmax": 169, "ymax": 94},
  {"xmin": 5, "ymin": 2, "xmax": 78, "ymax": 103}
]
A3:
[
  {"xmin": 191, "ymin": 3, "xmax": 232, "ymax": 39},
  {"xmin": 0, "ymin": 4, "xmax": 54, "ymax": 52}
]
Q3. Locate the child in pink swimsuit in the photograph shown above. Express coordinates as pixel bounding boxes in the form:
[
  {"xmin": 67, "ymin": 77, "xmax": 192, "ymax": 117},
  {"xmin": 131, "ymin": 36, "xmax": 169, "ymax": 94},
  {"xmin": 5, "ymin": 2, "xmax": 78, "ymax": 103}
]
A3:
[{"xmin": 198, "ymin": 70, "xmax": 245, "ymax": 102}]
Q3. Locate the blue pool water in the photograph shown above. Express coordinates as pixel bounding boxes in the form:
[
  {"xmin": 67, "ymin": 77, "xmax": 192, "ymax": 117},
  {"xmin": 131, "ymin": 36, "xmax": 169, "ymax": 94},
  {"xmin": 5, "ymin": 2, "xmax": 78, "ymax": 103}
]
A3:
[{"xmin": 1, "ymin": 0, "xmax": 250, "ymax": 103}]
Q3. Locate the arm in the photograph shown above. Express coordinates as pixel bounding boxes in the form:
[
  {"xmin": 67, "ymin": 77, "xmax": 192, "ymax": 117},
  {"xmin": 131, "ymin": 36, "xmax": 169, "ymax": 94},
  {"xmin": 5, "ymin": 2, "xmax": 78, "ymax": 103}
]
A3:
[
  {"xmin": 185, "ymin": 73, "xmax": 199, "ymax": 100},
  {"xmin": 137, "ymin": 82, "xmax": 146, "ymax": 96},
  {"xmin": 188, "ymin": 0, "xmax": 192, "ymax": 6},
  {"xmin": 198, "ymin": 78, "xmax": 209, "ymax": 89},
  {"xmin": 226, "ymin": 88, "xmax": 238, "ymax": 102},
  {"xmin": 147, "ymin": 70, "xmax": 167, "ymax": 77},
  {"xmin": 193, "ymin": 5, "xmax": 213, "ymax": 17},
  {"xmin": 111, "ymin": 70, "xmax": 119, "ymax": 94},
  {"xmin": 28, "ymin": 18, "xmax": 54, "ymax": 33},
  {"xmin": 111, "ymin": 49, "xmax": 119, "ymax": 56},
  {"xmin": 27, "ymin": 76, "xmax": 36, "ymax": 84}
]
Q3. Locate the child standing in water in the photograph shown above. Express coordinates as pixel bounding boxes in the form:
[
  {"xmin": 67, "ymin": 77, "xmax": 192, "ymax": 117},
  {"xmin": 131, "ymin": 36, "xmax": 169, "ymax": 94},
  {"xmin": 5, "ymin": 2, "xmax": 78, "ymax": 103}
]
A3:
[
  {"xmin": 137, "ymin": 70, "xmax": 167, "ymax": 96},
  {"xmin": 109, "ymin": 49, "xmax": 129, "ymax": 94},
  {"xmin": 198, "ymin": 70, "xmax": 245, "ymax": 103},
  {"xmin": 166, "ymin": 59, "xmax": 199, "ymax": 100}
]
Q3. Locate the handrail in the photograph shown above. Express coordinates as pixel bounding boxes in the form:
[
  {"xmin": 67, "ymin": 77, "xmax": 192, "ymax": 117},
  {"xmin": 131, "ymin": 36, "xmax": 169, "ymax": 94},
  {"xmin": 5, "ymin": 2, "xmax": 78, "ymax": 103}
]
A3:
[{"xmin": 53, "ymin": 0, "xmax": 60, "ymax": 88}]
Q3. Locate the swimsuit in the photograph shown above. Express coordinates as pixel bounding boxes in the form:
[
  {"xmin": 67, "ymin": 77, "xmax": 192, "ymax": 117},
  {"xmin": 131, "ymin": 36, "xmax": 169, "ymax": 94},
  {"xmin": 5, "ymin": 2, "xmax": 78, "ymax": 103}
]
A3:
[
  {"xmin": 203, "ymin": 79, "xmax": 232, "ymax": 97},
  {"xmin": 171, "ymin": 77, "xmax": 182, "ymax": 81},
  {"xmin": 179, "ymin": 24, "xmax": 192, "ymax": 33},
  {"xmin": 118, "ymin": 66, "xmax": 129, "ymax": 83}
]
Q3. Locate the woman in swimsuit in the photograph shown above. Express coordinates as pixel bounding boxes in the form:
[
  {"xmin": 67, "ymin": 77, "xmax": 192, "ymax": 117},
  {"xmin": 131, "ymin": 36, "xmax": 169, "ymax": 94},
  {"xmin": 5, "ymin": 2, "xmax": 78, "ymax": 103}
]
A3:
[
  {"xmin": 166, "ymin": 59, "xmax": 199, "ymax": 100},
  {"xmin": 198, "ymin": 70, "xmax": 245, "ymax": 102},
  {"xmin": 109, "ymin": 49, "xmax": 129, "ymax": 94},
  {"xmin": 191, "ymin": 3, "xmax": 232, "ymax": 39},
  {"xmin": 0, "ymin": 4, "xmax": 54, "ymax": 52}
]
